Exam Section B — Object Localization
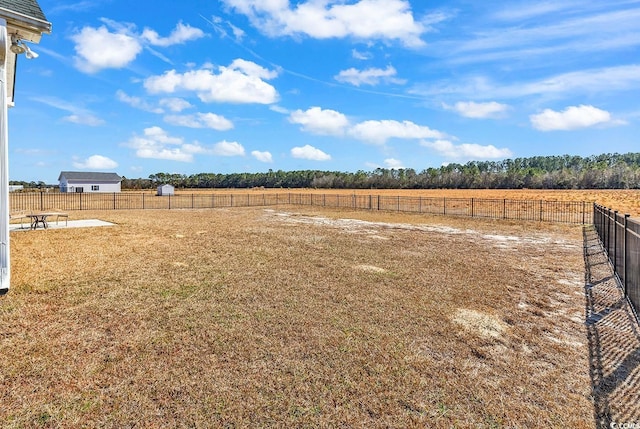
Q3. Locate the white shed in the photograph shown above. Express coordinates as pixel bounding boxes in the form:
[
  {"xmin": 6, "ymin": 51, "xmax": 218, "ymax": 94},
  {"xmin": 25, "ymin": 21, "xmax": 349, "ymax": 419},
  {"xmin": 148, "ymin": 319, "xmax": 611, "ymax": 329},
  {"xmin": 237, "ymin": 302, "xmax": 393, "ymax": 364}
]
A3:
[{"xmin": 157, "ymin": 184, "xmax": 174, "ymax": 196}]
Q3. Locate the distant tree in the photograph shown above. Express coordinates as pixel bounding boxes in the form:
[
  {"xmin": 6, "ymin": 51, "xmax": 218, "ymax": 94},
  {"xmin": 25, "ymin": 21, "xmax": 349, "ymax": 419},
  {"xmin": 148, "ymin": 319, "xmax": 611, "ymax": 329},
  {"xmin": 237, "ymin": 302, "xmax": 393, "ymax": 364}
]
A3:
[{"xmin": 122, "ymin": 152, "xmax": 640, "ymax": 191}]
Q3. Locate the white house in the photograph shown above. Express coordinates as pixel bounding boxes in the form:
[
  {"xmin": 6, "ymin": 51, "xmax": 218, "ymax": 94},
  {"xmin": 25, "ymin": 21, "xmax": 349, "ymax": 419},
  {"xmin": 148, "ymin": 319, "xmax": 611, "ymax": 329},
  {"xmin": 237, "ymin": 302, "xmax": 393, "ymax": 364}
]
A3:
[
  {"xmin": 58, "ymin": 171, "xmax": 122, "ymax": 193},
  {"xmin": 157, "ymin": 184, "xmax": 174, "ymax": 196},
  {"xmin": 1, "ymin": 0, "xmax": 51, "ymax": 294}
]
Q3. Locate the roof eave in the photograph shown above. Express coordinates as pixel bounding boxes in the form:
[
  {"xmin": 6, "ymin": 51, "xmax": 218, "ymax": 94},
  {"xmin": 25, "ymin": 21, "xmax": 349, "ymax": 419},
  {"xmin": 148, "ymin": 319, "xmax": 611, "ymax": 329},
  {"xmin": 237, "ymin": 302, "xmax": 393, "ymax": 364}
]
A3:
[{"xmin": 0, "ymin": 7, "xmax": 51, "ymax": 42}]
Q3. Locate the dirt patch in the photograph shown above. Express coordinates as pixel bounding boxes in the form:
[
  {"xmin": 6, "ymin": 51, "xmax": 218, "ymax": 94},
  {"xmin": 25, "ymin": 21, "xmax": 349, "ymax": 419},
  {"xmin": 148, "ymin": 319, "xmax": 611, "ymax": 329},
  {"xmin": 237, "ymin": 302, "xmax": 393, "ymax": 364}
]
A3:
[
  {"xmin": 452, "ymin": 308, "xmax": 509, "ymax": 340},
  {"xmin": 354, "ymin": 264, "xmax": 388, "ymax": 273}
]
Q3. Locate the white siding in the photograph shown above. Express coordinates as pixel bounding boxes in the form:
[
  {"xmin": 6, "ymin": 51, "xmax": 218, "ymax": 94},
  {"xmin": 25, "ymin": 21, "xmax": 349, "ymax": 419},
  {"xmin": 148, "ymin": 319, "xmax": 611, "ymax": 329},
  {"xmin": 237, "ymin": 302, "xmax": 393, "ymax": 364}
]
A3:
[
  {"xmin": 157, "ymin": 184, "xmax": 174, "ymax": 196},
  {"xmin": 60, "ymin": 180, "xmax": 121, "ymax": 193}
]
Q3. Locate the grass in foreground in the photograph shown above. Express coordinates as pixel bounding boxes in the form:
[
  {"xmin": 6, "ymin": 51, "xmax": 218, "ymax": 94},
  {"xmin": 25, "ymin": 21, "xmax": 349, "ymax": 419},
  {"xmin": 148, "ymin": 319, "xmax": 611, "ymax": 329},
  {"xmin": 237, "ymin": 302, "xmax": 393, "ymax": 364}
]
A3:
[{"xmin": 2, "ymin": 208, "xmax": 593, "ymax": 427}]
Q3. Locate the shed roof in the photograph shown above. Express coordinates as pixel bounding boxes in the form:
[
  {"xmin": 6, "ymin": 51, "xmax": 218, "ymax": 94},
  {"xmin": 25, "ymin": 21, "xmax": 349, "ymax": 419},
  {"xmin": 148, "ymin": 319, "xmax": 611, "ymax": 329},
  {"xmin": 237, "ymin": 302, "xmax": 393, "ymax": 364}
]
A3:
[{"xmin": 59, "ymin": 172, "xmax": 122, "ymax": 182}]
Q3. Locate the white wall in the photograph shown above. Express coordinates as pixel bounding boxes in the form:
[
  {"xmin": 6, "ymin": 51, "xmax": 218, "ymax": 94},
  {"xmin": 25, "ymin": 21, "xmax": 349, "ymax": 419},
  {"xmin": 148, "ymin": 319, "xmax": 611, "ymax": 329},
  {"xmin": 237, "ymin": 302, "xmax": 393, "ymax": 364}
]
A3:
[{"xmin": 61, "ymin": 181, "xmax": 121, "ymax": 193}]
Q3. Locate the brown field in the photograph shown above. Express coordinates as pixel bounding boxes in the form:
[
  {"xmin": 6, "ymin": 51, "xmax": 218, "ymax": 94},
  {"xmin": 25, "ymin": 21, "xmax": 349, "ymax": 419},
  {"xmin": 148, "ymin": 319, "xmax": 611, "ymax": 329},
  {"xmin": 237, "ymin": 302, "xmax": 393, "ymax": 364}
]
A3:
[
  {"xmin": 135, "ymin": 188, "xmax": 640, "ymax": 217},
  {"xmin": 0, "ymin": 206, "xmax": 602, "ymax": 427}
]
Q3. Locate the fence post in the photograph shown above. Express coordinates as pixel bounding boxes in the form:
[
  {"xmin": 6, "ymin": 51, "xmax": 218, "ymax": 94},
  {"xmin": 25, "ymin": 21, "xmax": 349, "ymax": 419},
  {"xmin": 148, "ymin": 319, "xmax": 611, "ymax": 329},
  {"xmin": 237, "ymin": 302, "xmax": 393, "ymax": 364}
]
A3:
[
  {"xmin": 231, "ymin": 194, "xmax": 234, "ymax": 207},
  {"xmin": 419, "ymin": 196, "xmax": 423, "ymax": 214},
  {"xmin": 582, "ymin": 201, "xmax": 586, "ymax": 224},
  {"xmin": 397, "ymin": 195, "xmax": 400, "ymax": 212},
  {"xmin": 113, "ymin": 192, "xmax": 116, "ymax": 210},
  {"xmin": 503, "ymin": 199, "xmax": 506, "ymax": 219},
  {"xmin": 443, "ymin": 197, "xmax": 446, "ymax": 215},
  {"xmin": 613, "ymin": 211, "xmax": 618, "ymax": 275},
  {"xmin": 40, "ymin": 190, "xmax": 44, "ymax": 211},
  {"xmin": 624, "ymin": 214, "xmax": 630, "ymax": 296},
  {"xmin": 192, "ymin": 194, "xmax": 195, "ymax": 209},
  {"xmin": 369, "ymin": 194, "xmax": 372, "ymax": 210},
  {"xmin": 540, "ymin": 200, "xmax": 543, "ymax": 222},
  {"xmin": 142, "ymin": 193, "xmax": 145, "ymax": 210},
  {"xmin": 606, "ymin": 208, "xmax": 611, "ymax": 256},
  {"xmin": 80, "ymin": 192, "xmax": 83, "ymax": 210},
  {"xmin": 168, "ymin": 195, "xmax": 171, "ymax": 210},
  {"xmin": 377, "ymin": 195, "xmax": 380, "ymax": 211},
  {"xmin": 471, "ymin": 198, "xmax": 474, "ymax": 218}
]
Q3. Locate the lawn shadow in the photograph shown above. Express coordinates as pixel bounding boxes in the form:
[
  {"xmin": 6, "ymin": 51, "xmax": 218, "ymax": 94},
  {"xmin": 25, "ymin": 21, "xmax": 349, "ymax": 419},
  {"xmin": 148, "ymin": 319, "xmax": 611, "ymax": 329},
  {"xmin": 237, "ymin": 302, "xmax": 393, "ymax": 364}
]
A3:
[{"xmin": 584, "ymin": 225, "xmax": 640, "ymax": 427}]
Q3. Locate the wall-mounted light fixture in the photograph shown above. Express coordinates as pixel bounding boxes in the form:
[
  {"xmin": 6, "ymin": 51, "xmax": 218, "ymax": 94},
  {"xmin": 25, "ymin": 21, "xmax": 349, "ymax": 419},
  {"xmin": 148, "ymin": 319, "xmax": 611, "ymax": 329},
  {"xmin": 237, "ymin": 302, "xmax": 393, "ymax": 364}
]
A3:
[
  {"xmin": 9, "ymin": 34, "xmax": 38, "ymax": 59},
  {"xmin": 24, "ymin": 43, "xmax": 38, "ymax": 59},
  {"xmin": 10, "ymin": 34, "xmax": 24, "ymax": 54}
]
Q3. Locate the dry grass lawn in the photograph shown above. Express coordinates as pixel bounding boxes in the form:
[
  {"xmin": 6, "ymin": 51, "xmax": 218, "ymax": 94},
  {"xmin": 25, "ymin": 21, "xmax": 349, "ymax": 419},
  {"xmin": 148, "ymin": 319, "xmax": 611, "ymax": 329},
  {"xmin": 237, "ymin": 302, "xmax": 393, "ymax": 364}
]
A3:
[{"xmin": 2, "ymin": 207, "xmax": 595, "ymax": 427}]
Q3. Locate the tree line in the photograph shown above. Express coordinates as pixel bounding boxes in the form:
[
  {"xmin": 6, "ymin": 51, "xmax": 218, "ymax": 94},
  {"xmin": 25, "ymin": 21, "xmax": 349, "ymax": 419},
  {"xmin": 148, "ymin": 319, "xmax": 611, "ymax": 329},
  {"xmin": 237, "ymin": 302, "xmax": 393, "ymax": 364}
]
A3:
[{"xmin": 115, "ymin": 153, "xmax": 640, "ymax": 190}]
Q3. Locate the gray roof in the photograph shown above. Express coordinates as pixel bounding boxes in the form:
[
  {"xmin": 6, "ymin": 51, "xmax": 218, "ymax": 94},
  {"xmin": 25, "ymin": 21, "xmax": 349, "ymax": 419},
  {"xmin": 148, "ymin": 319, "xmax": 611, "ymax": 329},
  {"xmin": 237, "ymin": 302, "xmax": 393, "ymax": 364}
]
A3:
[
  {"xmin": 59, "ymin": 172, "xmax": 122, "ymax": 182},
  {"xmin": 1, "ymin": 0, "xmax": 51, "ymax": 105},
  {"xmin": 0, "ymin": 0, "xmax": 48, "ymax": 23}
]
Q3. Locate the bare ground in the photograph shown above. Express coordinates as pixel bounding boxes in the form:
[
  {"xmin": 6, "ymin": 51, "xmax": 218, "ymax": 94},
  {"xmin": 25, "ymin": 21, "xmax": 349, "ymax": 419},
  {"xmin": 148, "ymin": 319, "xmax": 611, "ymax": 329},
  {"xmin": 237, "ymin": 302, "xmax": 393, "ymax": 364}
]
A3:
[{"xmin": 0, "ymin": 207, "xmax": 605, "ymax": 427}]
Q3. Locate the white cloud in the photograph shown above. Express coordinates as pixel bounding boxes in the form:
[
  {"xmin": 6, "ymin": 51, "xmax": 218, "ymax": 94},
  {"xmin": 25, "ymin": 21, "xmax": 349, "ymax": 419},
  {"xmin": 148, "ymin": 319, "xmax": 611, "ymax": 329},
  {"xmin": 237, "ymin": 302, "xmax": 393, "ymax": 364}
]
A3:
[
  {"xmin": 415, "ymin": 65, "xmax": 640, "ymax": 100},
  {"xmin": 492, "ymin": 2, "xmax": 575, "ymax": 21},
  {"xmin": 445, "ymin": 101, "xmax": 509, "ymax": 119},
  {"xmin": 334, "ymin": 65, "xmax": 405, "ymax": 86},
  {"xmin": 529, "ymin": 104, "xmax": 616, "ymax": 131},
  {"xmin": 124, "ymin": 126, "xmax": 193, "ymax": 162},
  {"xmin": 212, "ymin": 140, "xmax": 246, "ymax": 156},
  {"xmin": 116, "ymin": 90, "xmax": 164, "ymax": 113},
  {"xmin": 351, "ymin": 48, "xmax": 372, "ymax": 60},
  {"xmin": 141, "ymin": 22, "xmax": 205, "ymax": 47},
  {"xmin": 518, "ymin": 66, "xmax": 640, "ymax": 98},
  {"xmin": 291, "ymin": 145, "xmax": 331, "ymax": 161},
  {"xmin": 384, "ymin": 158, "xmax": 404, "ymax": 169},
  {"xmin": 72, "ymin": 155, "xmax": 119, "ymax": 170},
  {"xmin": 230, "ymin": 58, "xmax": 279, "ymax": 80},
  {"xmin": 252, "ymin": 150, "xmax": 273, "ymax": 163},
  {"xmin": 71, "ymin": 21, "xmax": 205, "ymax": 73},
  {"xmin": 349, "ymin": 119, "xmax": 446, "ymax": 145},
  {"xmin": 144, "ymin": 59, "xmax": 279, "ymax": 104},
  {"xmin": 287, "ymin": 108, "xmax": 450, "ymax": 146},
  {"xmin": 421, "ymin": 139, "xmax": 513, "ymax": 159},
  {"xmin": 71, "ymin": 26, "xmax": 142, "ymax": 73},
  {"xmin": 159, "ymin": 97, "xmax": 193, "ymax": 112},
  {"xmin": 269, "ymin": 105, "xmax": 290, "ymax": 114},
  {"xmin": 428, "ymin": 5, "xmax": 640, "ymax": 70},
  {"xmin": 229, "ymin": 22, "xmax": 246, "ymax": 41},
  {"xmin": 62, "ymin": 114, "xmax": 106, "ymax": 126},
  {"xmin": 163, "ymin": 113, "xmax": 234, "ymax": 130},
  {"xmin": 221, "ymin": 0, "xmax": 427, "ymax": 47},
  {"xmin": 32, "ymin": 96, "xmax": 105, "ymax": 126},
  {"xmin": 288, "ymin": 106, "xmax": 349, "ymax": 135}
]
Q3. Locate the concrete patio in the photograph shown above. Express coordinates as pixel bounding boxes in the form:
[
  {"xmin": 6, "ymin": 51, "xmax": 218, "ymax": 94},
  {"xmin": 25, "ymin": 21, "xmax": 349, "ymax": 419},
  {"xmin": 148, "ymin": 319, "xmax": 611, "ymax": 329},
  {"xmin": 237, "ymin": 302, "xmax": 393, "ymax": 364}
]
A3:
[{"xmin": 9, "ymin": 219, "xmax": 115, "ymax": 231}]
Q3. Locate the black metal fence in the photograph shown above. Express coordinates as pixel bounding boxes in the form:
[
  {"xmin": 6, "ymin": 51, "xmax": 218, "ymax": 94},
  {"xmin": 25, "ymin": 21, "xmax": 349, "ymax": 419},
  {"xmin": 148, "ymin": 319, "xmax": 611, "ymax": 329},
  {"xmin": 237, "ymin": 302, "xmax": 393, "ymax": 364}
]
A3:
[
  {"xmin": 10, "ymin": 191, "xmax": 592, "ymax": 224},
  {"xmin": 593, "ymin": 204, "xmax": 640, "ymax": 321}
]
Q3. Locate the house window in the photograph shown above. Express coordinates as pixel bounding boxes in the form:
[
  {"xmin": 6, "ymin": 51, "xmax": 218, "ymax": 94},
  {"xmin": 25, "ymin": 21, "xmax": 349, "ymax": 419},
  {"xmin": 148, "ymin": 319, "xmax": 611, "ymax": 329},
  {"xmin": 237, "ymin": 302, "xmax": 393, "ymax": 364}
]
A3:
[{"xmin": 91, "ymin": 185, "xmax": 99, "ymax": 191}]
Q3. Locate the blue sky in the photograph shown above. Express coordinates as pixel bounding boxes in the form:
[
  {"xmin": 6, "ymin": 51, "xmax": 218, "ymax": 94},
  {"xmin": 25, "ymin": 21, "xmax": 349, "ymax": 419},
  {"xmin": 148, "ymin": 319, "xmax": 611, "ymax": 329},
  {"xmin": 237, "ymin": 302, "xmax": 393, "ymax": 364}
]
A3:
[{"xmin": 8, "ymin": 0, "xmax": 640, "ymax": 183}]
